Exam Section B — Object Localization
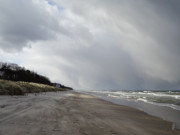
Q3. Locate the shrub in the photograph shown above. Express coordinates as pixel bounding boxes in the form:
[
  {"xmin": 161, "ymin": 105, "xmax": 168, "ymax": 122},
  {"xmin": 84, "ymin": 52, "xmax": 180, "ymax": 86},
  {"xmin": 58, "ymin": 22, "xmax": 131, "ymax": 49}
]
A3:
[{"xmin": 0, "ymin": 79, "xmax": 66, "ymax": 95}]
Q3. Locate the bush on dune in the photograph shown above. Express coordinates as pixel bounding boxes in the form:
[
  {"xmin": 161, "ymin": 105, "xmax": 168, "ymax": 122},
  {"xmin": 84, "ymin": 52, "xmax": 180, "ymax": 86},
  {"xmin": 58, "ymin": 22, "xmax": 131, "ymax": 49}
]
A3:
[
  {"xmin": 0, "ymin": 80, "xmax": 24, "ymax": 95},
  {"xmin": 0, "ymin": 79, "xmax": 66, "ymax": 95}
]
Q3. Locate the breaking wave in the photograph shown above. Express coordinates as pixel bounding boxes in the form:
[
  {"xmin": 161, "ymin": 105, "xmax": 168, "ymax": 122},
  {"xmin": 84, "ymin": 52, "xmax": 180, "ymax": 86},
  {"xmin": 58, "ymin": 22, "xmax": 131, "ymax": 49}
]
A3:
[{"xmin": 88, "ymin": 90, "xmax": 180, "ymax": 110}]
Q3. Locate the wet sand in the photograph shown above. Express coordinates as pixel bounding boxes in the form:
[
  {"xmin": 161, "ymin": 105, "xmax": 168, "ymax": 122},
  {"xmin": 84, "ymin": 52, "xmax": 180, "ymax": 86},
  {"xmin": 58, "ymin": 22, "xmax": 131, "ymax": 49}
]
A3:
[{"xmin": 0, "ymin": 91, "xmax": 179, "ymax": 135}]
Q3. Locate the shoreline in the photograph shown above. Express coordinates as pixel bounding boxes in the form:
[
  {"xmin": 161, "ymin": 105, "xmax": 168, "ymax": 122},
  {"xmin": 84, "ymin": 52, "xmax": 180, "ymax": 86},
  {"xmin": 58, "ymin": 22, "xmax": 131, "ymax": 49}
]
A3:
[
  {"xmin": 0, "ymin": 91, "xmax": 180, "ymax": 135},
  {"xmin": 85, "ymin": 91, "xmax": 180, "ymax": 130}
]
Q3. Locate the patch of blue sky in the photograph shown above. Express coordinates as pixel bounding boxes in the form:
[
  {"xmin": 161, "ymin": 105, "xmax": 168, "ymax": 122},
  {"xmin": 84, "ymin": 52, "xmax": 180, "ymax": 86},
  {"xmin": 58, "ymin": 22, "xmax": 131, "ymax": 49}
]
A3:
[
  {"xmin": 0, "ymin": 53, "xmax": 22, "ymax": 65},
  {"xmin": 47, "ymin": 0, "xmax": 55, "ymax": 6},
  {"xmin": 47, "ymin": 0, "xmax": 64, "ymax": 11}
]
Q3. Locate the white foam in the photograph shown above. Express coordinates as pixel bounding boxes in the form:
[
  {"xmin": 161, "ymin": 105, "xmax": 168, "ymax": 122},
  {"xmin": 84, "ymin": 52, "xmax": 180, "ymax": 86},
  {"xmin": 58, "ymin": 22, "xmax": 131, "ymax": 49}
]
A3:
[
  {"xmin": 137, "ymin": 98, "xmax": 148, "ymax": 102},
  {"xmin": 90, "ymin": 90, "xmax": 180, "ymax": 110}
]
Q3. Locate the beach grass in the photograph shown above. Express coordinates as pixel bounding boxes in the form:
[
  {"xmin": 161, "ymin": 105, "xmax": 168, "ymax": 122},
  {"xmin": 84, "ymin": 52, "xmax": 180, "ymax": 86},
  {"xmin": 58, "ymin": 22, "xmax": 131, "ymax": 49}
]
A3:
[{"xmin": 0, "ymin": 79, "xmax": 66, "ymax": 95}]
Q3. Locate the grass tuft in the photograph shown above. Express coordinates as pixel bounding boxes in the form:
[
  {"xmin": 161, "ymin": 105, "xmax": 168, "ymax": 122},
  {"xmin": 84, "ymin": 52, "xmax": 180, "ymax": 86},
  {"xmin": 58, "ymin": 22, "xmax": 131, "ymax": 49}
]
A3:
[{"xmin": 0, "ymin": 79, "xmax": 66, "ymax": 95}]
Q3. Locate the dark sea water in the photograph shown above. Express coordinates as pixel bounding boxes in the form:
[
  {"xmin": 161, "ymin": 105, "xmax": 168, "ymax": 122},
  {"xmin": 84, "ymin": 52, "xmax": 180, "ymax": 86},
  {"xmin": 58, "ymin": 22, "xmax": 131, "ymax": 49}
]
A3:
[{"xmin": 79, "ymin": 90, "xmax": 180, "ymax": 130}]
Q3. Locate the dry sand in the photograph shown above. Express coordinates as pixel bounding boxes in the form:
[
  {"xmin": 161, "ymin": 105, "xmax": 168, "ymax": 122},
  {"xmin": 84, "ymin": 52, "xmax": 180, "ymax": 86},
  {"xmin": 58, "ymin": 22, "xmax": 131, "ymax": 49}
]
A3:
[{"xmin": 0, "ymin": 91, "xmax": 179, "ymax": 135}]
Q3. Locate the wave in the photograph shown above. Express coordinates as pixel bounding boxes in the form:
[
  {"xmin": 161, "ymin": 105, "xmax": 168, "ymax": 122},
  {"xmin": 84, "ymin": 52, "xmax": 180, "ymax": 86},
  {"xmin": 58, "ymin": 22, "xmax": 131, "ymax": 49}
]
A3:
[{"xmin": 89, "ymin": 90, "xmax": 180, "ymax": 110}]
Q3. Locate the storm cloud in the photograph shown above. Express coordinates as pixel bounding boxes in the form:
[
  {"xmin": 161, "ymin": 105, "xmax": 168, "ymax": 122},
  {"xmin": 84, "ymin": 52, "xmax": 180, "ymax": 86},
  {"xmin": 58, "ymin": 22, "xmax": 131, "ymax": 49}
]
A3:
[
  {"xmin": 0, "ymin": 0, "xmax": 180, "ymax": 90},
  {"xmin": 0, "ymin": 0, "xmax": 60, "ymax": 51}
]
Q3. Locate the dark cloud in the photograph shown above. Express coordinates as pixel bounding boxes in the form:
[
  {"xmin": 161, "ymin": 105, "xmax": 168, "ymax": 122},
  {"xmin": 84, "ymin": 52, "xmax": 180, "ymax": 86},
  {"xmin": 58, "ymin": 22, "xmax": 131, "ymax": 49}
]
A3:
[
  {"xmin": 0, "ymin": 0, "xmax": 180, "ymax": 90},
  {"xmin": 149, "ymin": 0, "xmax": 180, "ymax": 19},
  {"xmin": 0, "ymin": 0, "xmax": 60, "ymax": 51},
  {"xmin": 147, "ymin": 0, "xmax": 180, "ymax": 54}
]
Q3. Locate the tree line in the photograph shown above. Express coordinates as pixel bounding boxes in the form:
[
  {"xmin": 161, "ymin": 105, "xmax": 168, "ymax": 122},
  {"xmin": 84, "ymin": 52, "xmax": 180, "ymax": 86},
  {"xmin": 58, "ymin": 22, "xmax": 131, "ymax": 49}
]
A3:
[{"xmin": 0, "ymin": 63, "xmax": 51, "ymax": 85}]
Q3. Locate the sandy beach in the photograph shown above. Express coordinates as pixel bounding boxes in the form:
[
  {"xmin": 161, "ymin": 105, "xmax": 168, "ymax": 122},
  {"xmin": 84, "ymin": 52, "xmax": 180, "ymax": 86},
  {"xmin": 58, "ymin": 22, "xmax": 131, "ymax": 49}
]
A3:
[{"xmin": 0, "ymin": 91, "xmax": 179, "ymax": 135}]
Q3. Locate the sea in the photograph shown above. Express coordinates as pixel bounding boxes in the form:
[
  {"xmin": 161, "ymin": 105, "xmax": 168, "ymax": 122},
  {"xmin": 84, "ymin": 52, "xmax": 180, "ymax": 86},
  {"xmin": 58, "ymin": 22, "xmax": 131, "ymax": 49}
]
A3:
[{"xmin": 79, "ymin": 90, "xmax": 180, "ymax": 130}]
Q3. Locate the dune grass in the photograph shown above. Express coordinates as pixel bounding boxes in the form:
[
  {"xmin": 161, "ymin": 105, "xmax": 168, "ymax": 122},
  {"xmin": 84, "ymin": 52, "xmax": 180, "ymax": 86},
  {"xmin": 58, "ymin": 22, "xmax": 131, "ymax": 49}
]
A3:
[{"xmin": 0, "ymin": 79, "xmax": 67, "ymax": 95}]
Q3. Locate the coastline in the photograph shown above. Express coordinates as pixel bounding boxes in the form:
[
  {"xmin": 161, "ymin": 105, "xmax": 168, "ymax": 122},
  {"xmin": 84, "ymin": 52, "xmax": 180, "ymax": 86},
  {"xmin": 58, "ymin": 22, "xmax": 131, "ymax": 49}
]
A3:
[
  {"xmin": 0, "ymin": 91, "xmax": 179, "ymax": 135},
  {"xmin": 85, "ymin": 90, "xmax": 180, "ymax": 130}
]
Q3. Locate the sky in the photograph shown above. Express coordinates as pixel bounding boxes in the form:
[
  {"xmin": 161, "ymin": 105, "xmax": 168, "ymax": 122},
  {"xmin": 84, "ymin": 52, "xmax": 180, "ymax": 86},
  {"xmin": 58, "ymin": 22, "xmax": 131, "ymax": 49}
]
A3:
[{"xmin": 0, "ymin": 0, "xmax": 180, "ymax": 90}]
